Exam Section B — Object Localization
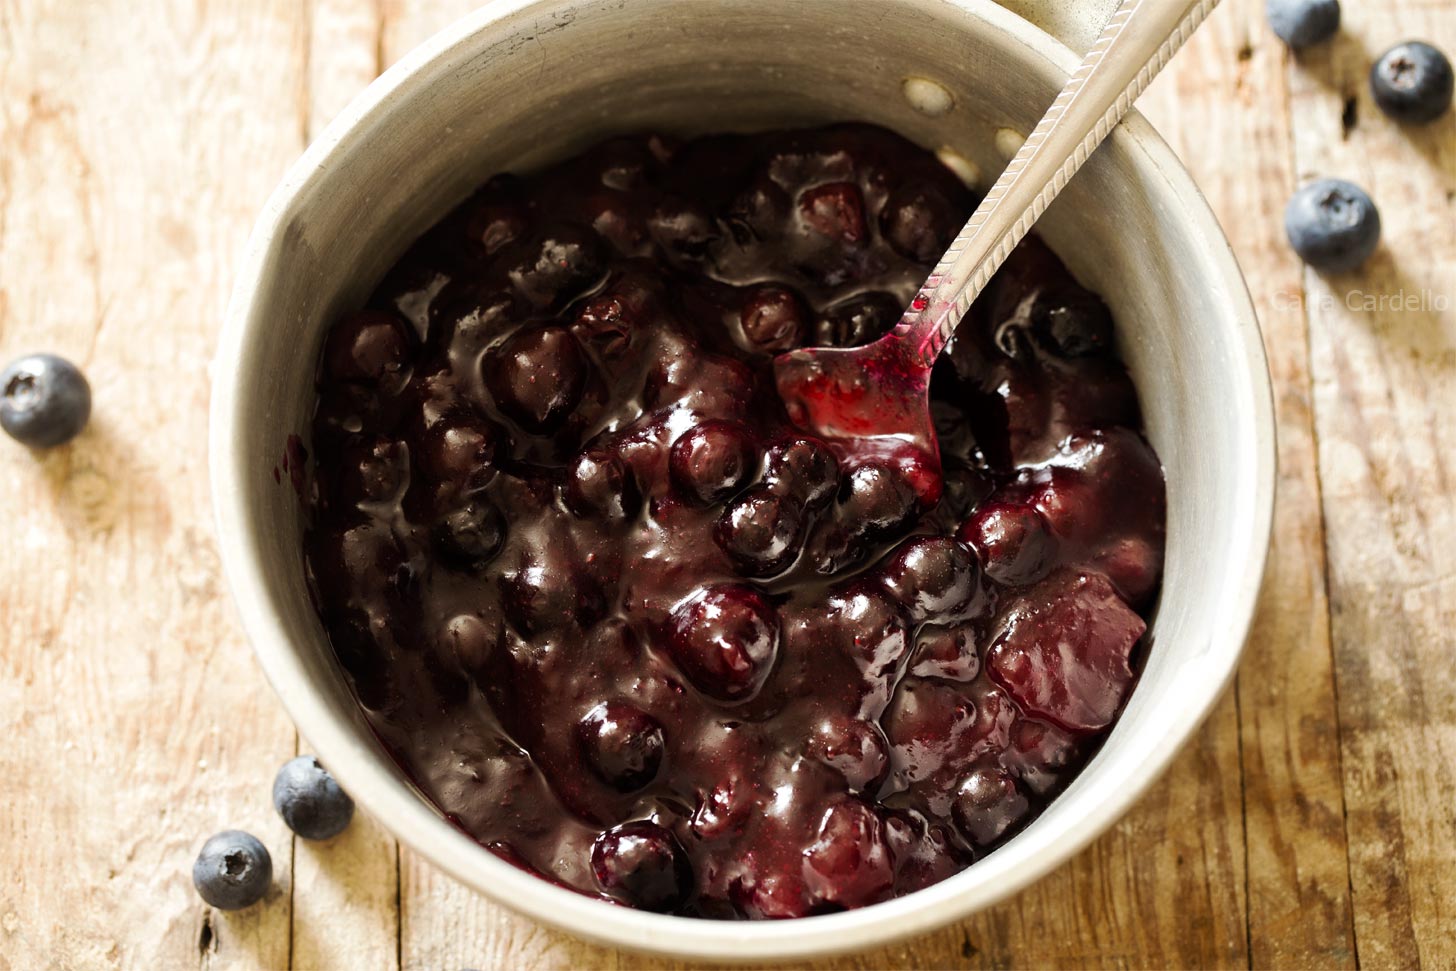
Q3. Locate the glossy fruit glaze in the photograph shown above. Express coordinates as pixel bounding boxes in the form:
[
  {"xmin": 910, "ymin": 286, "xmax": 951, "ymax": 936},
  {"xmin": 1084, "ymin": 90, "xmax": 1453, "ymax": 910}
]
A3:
[{"xmin": 302, "ymin": 123, "xmax": 1166, "ymax": 918}]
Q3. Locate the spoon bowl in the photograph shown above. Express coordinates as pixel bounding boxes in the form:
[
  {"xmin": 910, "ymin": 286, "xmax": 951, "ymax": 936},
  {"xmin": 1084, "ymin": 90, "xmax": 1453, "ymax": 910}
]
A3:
[{"xmin": 773, "ymin": 328, "xmax": 942, "ymax": 500}]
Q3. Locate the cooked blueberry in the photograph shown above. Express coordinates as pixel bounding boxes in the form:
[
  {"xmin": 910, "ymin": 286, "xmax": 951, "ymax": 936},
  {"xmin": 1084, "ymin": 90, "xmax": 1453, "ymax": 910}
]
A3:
[
  {"xmin": 564, "ymin": 447, "xmax": 639, "ymax": 521},
  {"xmin": 434, "ymin": 498, "xmax": 505, "ymax": 569},
  {"xmin": 987, "ymin": 571, "xmax": 1146, "ymax": 733},
  {"xmin": 880, "ymin": 182, "xmax": 958, "ymax": 262},
  {"xmin": 908, "ymin": 625, "xmax": 981, "ymax": 681},
  {"xmin": 510, "ymin": 224, "xmax": 607, "ymax": 309},
  {"xmin": 498, "ymin": 546, "xmax": 606, "ymax": 636},
  {"xmin": 739, "ymin": 285, "xmax": 807, "ymax": 352},
  {"xmin": 878, "ymin": 536, "xmax": 979, "ymax": 622},
  {"xmin": 429, "ymin": 284, "xmax": 514, "ymax": 356},
  {"xmin": 691, "ymin": 778, "xmax": 751, "ymax": 840},
  {"xmin": 950, "ymin": 766, "xmax": 1030, "ymax": 846},
  {"xmin": 1265, "ymin": 0, "xmax": 1339, "ymax": 48},
  {"xmin": 581, "ymin": 190, "xmax": 649, "ymax": 254},
  {"xmin": 272, "ymin": 755, "xmax": 356, "ymax": 840},
  {"xmin": 669, "ymin": 420, "xmax": 754, "ymax": 505},
  {"xmin": 310, "ymin": 517, "xmax": 407, "ymax": 603},
  {"xmin": 798, "ymin": 182, "xmax": 866, "ymax": 243},
  {"xmin": 958, "ymin": 501, "xmax": 1058, "ymax": 586},
  {"xmin": 814, "ymin": 291, "xmax": 903, "ymax": 347},
  {"xmin": 1033, "ymin": 290, "xmax": 1115, "ymax": 358},
  {"xmin": 802, "ymin": 798, "xmax": 894, "ymax": 909},
  {"xmin": 591, "ymin": 821, "xmax": 691, "ymax": 911},
  {"xmin": 337, "ymin": 437, "xmax": 408, "ymax": 505},
  {"xmin": 192, "ymin": 831, "xmax": 272, "ymax": 910},
  {"xmin": 762, "ymin": 436, "xmax": 840, "ymax": 509},
  {"xmin": 648, "ymin": 197, "xmax": 720, "ymax": 259},
  {"xmin": 1371, "ymin": 41, "xmax": 1454, "ymax": 124},
  {"xmin": 668, "ymin": 585, "xmax": 779, "ymax": 702},
  {"xmin": 839, "ymin": 461, "xmax": 918, "ymax": 536},
  {"xmin": 0, "ymin": 353, "xmax": 91, "ymax": 448},
  {"xmin": 485, "ymin": 324, "xmax": 587, "ymax": 432},
  {"xmin": 466, "ymin": 199, "xmax": 530, "ymax": 256},
  {"xmin": 716, "ymin": 488, "xmax": 805, "ymax": 577},
  {"xmin": 727, "ymin": 176, "xmax": 790, "ymax": 239},
  {"xmin": 438, "ymin": 611, "xmax": 503, "ymax": 676},
  {"xmin": 572, "ymin": 288, "xmax": 646, "ymax": 360},
  {"xmin": 589, "ymin": 135, "xmax": 660, "ymax": 190},
  {"xmin": 806, "ymin": 717, "xmax": 890, "ymax": 794},
  {"xmin": 578, "ymin": 702, "xmax": 665, "ymax": 791},
  {"xmin": 323, "ymin": 309, "xmax": 415, "ymax": 386},
  {"xmin": 1284, "ymin": 178, "xmax": 1381, "ymax": 273},
  {"xmin": 415, "ymin": 412, "xmax": 499, "ymax": 492}
]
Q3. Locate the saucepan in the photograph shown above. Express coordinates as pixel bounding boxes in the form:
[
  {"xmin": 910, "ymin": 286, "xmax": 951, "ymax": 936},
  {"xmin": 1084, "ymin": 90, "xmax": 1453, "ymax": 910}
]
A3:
[{"xmin": 210, "ymin": 0, "xmax": 1275, "ymax": 959}]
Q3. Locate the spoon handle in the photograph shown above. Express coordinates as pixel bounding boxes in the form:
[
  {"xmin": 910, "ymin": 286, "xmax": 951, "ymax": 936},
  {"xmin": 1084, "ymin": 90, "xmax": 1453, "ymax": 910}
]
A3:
[{"xmin": 897, "ymin": 0, "xmax": 1220, "ymax": 367}]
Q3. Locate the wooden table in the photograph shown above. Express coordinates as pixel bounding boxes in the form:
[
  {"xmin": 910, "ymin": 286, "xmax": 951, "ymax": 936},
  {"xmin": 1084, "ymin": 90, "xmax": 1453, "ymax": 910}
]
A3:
[{"xmin": 2, "ymin": 1, "xmax": 1451, "ymax": 967}]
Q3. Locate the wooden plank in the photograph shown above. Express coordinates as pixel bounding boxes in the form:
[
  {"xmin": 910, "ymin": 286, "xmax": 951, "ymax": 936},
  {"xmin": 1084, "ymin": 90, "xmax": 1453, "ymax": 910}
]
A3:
[
  {"xmin": 0, "ymin": 1, "xmax": 307, "ymax": 969},
  {"xmin": 286, "ymin": 5, "xmax": 404, "ymax": 970},
  {"xmin": 1139, "ymin": 0, "xmax": 1358, "ymax": 967},
  {"xmin": 1287, "ymin": 4, "xmax": 1456, "ymax": 968},
  {"xmin": 288, "ymin": 811, "xmax": 401, "ymax": 971}
]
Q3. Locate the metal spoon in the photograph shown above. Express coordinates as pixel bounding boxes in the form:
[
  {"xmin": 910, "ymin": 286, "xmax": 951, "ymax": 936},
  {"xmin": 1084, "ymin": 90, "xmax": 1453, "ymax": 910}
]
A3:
[{"xmin": 773, "ymin": 0, "xmax": 1220, "ymax": 482}]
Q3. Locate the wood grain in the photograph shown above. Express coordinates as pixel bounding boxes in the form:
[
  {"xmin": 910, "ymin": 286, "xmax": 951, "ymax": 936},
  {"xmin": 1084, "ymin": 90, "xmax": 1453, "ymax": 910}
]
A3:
[
  {"xmin": 288, "ymin": 6, "xmax": 404, "ymax": 971},
  {"xmin": 0, "ymin": 2, "xmax": 307, "ymax": 969},
  {"xmin": 1, "ymin": 0, "xmax": 1452, "ymax": 968},
  {"xmin": 1286, "ymin": 3, "xmax": 1456, "ymax": 967},
  {"xmin": 1139, "ymin": 1, "xmax": 1358, "ymax": 967}
]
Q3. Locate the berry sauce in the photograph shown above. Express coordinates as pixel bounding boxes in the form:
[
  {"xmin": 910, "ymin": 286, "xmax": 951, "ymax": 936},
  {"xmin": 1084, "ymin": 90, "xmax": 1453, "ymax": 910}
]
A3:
[{"xmin": 302, "ymin": 124, "xmax": 1166, "ymax": 918}]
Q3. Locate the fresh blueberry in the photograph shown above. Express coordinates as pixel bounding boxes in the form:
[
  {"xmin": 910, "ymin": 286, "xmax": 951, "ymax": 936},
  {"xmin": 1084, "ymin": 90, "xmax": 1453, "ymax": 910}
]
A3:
[
  {"xmin": 0, "ymin": 354, "xmax": 91, "ymax": 448},
  {"xmin": 1371, "ymin": 41, "xmax": 1454, "ymax": 124},
  {"xmin": 1284, "ymin": 179, "xmax": 1380, "ymax": 273},
  {"xmin": 1265, "ymin": 0, "xmax": 1339, "ymax": 49},
  {"xmin": 272, "ymin": 755, "xmax": 355, "ymax": 840},
  {"xmin": 192, "ymin": 830, "xmax": 273, "ymax": 909}
]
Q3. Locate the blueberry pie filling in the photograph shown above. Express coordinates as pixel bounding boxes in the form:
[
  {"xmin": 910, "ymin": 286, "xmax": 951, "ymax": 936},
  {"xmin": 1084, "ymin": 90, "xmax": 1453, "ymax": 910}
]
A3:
[{"xmin": 303, "ymin": 124, "xmax": 1166, "ymax": 918}]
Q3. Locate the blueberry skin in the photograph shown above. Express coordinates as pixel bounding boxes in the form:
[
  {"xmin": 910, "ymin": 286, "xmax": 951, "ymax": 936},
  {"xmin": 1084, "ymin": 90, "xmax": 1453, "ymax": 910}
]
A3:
[
  {"xmin": 1266, "ymin": 0, "xmax": 1339, "ymax": 48},
  {"xmin": 1371, "ymin": 42, "xmax": 1454, "ymax": 124},
  {"xmin": 0, "ymin": 353, "xmax": 91, "ymax": 448},
  {"xmin": 1284, "ymin": 179, "xmax": 1381, "ymax": 273},
  {"xmin": 192, "ymin": 830, "xmax": 273, "ymax": 910},
  {"xmin": 272, "ymin": 755, "xmax": 355, "ymax": 840}
]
